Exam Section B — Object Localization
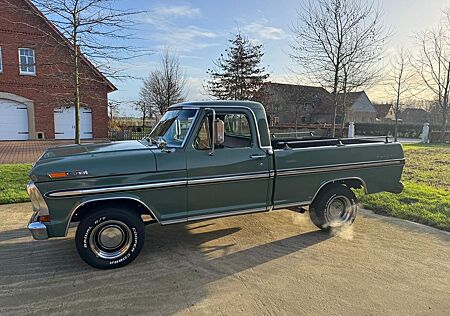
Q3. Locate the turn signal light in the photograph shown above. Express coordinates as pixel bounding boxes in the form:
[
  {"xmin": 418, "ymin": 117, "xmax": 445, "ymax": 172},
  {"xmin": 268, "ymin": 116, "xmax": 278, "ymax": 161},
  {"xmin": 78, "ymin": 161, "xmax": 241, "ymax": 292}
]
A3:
[
  {"xmin": 38, "ymin": 215, "xmax": 51, "ymax": 222},
  {"xmin": 48, "ymin": 172, "xmax": 69, "ymax": 179}
]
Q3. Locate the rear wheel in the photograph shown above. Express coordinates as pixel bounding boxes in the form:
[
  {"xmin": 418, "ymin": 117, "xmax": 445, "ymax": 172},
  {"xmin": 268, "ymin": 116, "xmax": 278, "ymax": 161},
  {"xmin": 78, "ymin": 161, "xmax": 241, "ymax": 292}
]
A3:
[
  {"xmin": 309, "ymin": 185, "xmax": 358, "ymax": 230},
  {"xmin": 75, "ymin": 207, "xmax": 145, "ymax": 269}
]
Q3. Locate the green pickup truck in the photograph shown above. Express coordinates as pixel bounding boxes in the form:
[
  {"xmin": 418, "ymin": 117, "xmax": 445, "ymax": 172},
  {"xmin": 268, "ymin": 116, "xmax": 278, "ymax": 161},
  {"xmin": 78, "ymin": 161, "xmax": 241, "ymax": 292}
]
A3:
[{"xmin": 27, "ymin": 101, "xmax": 405, "ymax": 269}]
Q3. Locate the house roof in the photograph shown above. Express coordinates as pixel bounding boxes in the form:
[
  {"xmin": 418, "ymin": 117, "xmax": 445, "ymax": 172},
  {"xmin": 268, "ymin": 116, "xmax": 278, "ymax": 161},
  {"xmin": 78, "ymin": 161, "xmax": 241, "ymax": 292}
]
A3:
[
  {"xmin": 338, "ymin": 91, "xmax": 376, "ymax": 113},
  {"xmin": 340, "ymin": 91, "xmax": 363, "ymax": 105},
  {"xmin": 373, "ymin": 103, "xmax": 392, "ymax": 118},
  {"xmin": 23, "ymin": 0, "xmax": 117, "ymax": 92},
  {"xmin": 258, "ymin": 82, "xmax": 333, "ymax": 114}
]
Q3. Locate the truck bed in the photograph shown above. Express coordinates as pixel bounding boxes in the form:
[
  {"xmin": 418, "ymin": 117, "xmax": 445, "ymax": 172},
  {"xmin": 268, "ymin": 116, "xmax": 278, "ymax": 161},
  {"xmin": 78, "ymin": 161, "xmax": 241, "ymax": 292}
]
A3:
[{"xmin": 271, "ymin": 138, "xmax": 405, "ymax": 209}]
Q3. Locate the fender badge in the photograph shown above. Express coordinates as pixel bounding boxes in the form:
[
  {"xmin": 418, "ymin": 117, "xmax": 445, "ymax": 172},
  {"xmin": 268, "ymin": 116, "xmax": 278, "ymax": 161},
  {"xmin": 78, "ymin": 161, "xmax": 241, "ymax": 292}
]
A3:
[
  {"xmin": 48, "ymin": 170, "xmax": 89, "ymax": 179},
  {"xmin": 69, "ymin": 170, "xmax": 89, "ymax": 177}
]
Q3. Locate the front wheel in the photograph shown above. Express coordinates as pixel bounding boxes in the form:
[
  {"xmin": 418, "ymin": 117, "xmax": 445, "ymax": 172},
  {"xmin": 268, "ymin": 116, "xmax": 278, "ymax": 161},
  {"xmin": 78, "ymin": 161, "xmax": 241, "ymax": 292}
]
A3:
[
  {"xmin": 75, "ymin": 207, "xmax": 145, "ymax": 269},
  {"xmin": 309, "ymin": 185, "xmax": 358, "ymax": 230}
]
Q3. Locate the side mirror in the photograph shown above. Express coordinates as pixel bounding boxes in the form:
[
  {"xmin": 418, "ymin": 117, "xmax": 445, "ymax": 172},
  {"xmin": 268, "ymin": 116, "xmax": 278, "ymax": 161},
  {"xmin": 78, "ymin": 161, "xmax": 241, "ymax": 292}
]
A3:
[
  {"xmin": 206, "ymin": 108, "xmax": 224, "ymax": 156},
  {"xmin": 213, "ymin": 118, "xmax": 225, "ymax": 145}
]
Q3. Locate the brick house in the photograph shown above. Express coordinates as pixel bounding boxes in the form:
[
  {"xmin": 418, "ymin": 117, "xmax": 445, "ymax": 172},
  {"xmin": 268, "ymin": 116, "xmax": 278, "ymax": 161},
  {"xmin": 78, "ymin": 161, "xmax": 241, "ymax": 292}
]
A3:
[
  {"xmin": 256, "ymin": 82, "xmax": 333, "ymax": 126},
  {"xmin": 0, "ymin": 0, "xmax": 116, "ymax": 140},
  {"xmin": 257, "ymin": 82, "xmax": 377, "ymax": 125}
]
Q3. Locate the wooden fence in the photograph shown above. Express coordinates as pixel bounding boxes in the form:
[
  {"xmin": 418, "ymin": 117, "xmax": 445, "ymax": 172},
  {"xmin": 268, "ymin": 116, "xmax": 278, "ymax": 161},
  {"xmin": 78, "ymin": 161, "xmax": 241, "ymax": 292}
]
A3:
[{"xmin": 108, "ymin": 130, "xmax": 147, "ymax": 141}]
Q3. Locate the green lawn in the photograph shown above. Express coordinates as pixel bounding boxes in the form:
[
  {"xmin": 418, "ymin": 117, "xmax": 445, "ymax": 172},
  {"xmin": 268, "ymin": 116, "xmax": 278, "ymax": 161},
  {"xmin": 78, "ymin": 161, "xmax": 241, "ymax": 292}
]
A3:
[
  {"xmin": 358, "ymin": 144, "xmax": 450, "ymax": 231},
  {"xmin": 0, "ymin": 144, "xmax": 449, "ymax": 231},
  {"xmin": 0, "ymin": 164, "xmax": 32, "ymax": 205}
]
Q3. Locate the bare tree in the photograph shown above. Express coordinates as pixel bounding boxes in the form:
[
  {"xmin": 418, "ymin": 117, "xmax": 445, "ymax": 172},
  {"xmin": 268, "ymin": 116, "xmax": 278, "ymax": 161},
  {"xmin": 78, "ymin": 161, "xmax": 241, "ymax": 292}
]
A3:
[
  {"xmin": 8, "ymin": 0, "xmax": 146, "ymax": 144},
  {"xmin": 387, "ymin": 47, "xmax": 415, "ymax": 141},
  {"xmin": 134, "ymin": 100, "xmax": 152, "ymax": 129},
  {"xmin": 140, "ymin": 48, "xmax": 187, "ymax": 116},
  {"xmin": 413, "ymin": 22, "xmax": 450, "ymax": 141},
  {"xmin": 337, "ymin": 51, "xmax": 383, "ymax": 136},
  {"xmin": 290, "ymin": 0, "xmax": 388, "ymax": 136}
]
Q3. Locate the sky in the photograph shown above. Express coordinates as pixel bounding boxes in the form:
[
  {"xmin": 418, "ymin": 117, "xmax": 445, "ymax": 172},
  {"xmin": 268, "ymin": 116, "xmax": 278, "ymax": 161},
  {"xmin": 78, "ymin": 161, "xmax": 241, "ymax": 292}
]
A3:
[{"xmin": 109, "ymin": 0, "xmax": 450, "ymax": 116}]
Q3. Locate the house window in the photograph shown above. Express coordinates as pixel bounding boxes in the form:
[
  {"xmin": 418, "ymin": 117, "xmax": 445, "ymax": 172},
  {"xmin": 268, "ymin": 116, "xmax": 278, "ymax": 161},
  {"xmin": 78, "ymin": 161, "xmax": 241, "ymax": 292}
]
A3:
[
  {"xmin": 0, "ymin": 47, "xmax": 3, "ymax": 73},
  {"xmin": 18, "ymin": 48, "xmax": 36, "ymax": 75}
]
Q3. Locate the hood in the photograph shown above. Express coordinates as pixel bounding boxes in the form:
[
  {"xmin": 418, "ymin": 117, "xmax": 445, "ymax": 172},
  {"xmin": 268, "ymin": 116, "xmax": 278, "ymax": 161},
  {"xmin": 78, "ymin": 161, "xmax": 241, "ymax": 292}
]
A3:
[
  {"xmin": 30, "ymin": 141, "xmax": 157, "ymax": 182},
  {"xmin": 38, "ymin": 141, "xmax": 148, "ymax": 159}
]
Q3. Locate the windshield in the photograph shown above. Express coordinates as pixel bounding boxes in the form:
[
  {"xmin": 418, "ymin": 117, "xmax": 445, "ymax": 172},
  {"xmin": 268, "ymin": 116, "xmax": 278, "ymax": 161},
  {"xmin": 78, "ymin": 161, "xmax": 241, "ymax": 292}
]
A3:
[{"xmin": 148, "ymin": 109, "xmax": 197, "ymax": 147}]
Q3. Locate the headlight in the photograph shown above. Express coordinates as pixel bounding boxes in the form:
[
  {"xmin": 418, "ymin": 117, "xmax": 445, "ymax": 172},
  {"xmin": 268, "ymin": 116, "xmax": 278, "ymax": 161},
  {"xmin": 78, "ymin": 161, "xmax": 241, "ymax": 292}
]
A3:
[{"xmin": 27, "ymin": 181, "xmax": 49, "ymax": 216}]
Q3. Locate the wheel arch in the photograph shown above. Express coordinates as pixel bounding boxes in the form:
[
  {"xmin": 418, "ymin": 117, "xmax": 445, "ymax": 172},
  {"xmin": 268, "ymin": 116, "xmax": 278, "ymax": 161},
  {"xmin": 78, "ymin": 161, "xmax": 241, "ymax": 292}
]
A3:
[
  {"xmin": 66, "ymin": 197, "xmax": 159, "ymax": 236},
  {"xmin": 311, "ymin": 177, "xmax": 367, "ymax": 204}
]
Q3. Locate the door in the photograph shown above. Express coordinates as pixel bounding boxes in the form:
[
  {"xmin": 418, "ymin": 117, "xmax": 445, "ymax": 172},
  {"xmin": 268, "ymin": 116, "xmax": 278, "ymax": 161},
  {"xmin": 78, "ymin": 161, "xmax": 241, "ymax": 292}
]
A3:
[
  {"xmin": 54, "ymin": 106, "xmax": 93, "ymax": 139},
  {"xmin": 186, "ymin": 108, "xmax": 270, "ymax": 218},
  {"xmin": 0, "ymin": 99, "xmax": 29, "ymax": 140}
]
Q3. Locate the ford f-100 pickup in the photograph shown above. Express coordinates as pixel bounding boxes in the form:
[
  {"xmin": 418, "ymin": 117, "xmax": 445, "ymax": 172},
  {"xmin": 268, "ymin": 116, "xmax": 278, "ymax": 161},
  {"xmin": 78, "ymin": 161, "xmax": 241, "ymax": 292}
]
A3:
[{"xmin": 27, "ymin": 101, "xmax": 405, "ymax": 269}]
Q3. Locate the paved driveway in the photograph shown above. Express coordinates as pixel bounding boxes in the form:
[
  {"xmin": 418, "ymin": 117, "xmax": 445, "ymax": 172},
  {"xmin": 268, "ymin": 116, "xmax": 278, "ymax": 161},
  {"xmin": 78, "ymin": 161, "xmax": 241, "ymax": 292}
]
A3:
[
  {"xmin": 1, "ymin": 203, "xmax": 449, "ymax": 315},
  {"xmin": 0, "ymin": 140, "xmax": 109, "ymax": 164}
]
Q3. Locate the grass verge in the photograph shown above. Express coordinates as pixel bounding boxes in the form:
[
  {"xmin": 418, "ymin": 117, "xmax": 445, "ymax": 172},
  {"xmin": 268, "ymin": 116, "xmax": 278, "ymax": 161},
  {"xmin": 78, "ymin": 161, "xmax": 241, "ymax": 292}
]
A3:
[
  {"xmin": 0, "ymin": 164, "xmax": 32, "ymax": 205},
  {"xmin": 359, "ymin": 143, "xmax": 450, "ymax": 231}
]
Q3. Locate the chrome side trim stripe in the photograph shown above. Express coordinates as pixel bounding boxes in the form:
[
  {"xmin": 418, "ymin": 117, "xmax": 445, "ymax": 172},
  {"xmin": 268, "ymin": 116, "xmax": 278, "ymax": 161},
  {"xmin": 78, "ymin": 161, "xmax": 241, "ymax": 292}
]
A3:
[
  {"xmin": 277, "ymin": 159, "xmax": 405, "ymax": 177},
  {"xmin": 160, "ymin": 207, "xmax": 267, "ymax": 225},
  {"xmin": 48, "ymin": 180, "xmax": 187, "ymax": 198},
  {"xmin": 188, "ymin": 172, "xmax": 269, "ymax": 185},
  {"xmin": 47, "ymin": 172, "xmax": 270, "ymax": 197},
  {"xmin": 273, "ymin": 201, "xmax": 311, "ymax": 210}
]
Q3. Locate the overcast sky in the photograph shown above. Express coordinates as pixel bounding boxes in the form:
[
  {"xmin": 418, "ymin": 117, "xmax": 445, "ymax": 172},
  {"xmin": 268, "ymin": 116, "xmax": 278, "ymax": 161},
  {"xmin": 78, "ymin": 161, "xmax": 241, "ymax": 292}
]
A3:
[{"xmin": 110, "ymin": 0, "xmax": 450, "ymax": 116}]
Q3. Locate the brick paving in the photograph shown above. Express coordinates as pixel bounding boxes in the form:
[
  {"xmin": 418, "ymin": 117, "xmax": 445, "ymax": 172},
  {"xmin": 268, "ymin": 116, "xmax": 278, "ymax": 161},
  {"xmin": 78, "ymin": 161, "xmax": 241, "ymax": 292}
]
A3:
[{"xmin": 0, "ymin": 140, "xmax": 109, "ymax": 164}]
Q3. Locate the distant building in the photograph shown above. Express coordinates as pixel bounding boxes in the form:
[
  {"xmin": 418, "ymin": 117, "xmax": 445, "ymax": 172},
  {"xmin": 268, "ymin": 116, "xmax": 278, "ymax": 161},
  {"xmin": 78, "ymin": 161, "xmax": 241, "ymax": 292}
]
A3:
[
  {"xmin": 341, "ymin": 91, "xmax": 377, "ymax": 123},
  {"xmin": 400, "ymin": 108, "xmax": 428, "ymax": 123},
  {"xmin": 373, "ymin": 103, "xmax": 395, "ymax": 121},
  {"xmin": 257, "ymin": 82, "xmax": 377, "ymax": 125},
  {"xmin": 256, "ymin": 82, "xmax": 332, "ymax": 125}
]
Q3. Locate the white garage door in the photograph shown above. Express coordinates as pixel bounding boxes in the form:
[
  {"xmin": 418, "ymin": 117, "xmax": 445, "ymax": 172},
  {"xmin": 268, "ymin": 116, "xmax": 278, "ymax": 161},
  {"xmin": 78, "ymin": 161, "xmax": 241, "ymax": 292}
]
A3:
[
  {"xmin": 54, "ymin": 106, "xmax": 93, "ymax": 140},
  {"xmin": 0, "ymin": 99, "xmax": 29, "ymax": 140}
]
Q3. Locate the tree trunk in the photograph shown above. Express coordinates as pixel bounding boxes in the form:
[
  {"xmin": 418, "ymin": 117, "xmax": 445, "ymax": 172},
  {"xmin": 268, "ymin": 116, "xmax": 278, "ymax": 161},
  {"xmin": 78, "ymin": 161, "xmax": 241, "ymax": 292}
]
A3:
[
  {"xmin": 394, "ymin": 97, "xmax": 400, "ymax": 143},
  {"xmin": 73, "ymin": 43, "xmax": 81, "ymax": 145},
  {"xmin": 331, "ymin": 63, "xmax": 340, "ymax": 138},
  {"xmin": 331, "ymin": 93, "xmax": 338, "ymax": 137},
  {"xmin": 340, "ymin": 111, "xmax": 346, "ymax": 138},
  {"xmin": 442, "ymin": 109, "xmax": 448, "ymax": 143}
]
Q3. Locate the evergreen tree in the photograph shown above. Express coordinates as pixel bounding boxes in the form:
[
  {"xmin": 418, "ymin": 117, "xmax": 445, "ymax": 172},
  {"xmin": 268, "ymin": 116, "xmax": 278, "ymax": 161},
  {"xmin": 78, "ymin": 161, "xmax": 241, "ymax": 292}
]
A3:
[{"xmin": 206, "ymin": 34, "xmax": 269, "ymax": 100}]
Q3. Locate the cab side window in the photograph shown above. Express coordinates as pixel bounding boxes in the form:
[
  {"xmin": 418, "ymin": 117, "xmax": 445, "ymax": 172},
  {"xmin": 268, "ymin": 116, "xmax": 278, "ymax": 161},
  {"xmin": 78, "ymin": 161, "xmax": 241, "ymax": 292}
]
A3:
[
  {"xmin": 223, "ymin": 113, "xmax": 252, "ymax": 148},
  {"xmin": 193, "ymin": 111, "xmax": 253, "ymax": 150}
]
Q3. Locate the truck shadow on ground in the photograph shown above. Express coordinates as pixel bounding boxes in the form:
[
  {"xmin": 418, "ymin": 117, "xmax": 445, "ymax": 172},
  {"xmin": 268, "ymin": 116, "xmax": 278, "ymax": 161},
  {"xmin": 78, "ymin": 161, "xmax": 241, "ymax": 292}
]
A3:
[{"xmin": 0, "ymin": 215, "xmax": 330, "ymax": 314}]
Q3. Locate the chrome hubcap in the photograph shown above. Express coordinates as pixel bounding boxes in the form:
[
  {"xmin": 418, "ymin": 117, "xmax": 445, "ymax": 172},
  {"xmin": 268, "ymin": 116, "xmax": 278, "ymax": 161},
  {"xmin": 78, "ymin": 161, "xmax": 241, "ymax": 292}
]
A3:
[
  {"xmin": 325, "ymin": 195, "xmax": 353, "ymax": 224},
  {"xmin": 99, "ymin": 225, "xmax": 125, "ymax": 249},
  {"xmin": 89, "ymin": 220, "xmax": 132, "ymax": 260}
]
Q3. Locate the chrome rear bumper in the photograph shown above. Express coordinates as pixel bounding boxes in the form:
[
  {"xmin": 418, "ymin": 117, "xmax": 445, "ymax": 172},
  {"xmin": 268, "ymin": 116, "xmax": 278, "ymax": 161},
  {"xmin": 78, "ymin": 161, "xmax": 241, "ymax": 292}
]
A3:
[{"xmin": 28, "ymin": 212, "xmax": 48, "ymax": 240}]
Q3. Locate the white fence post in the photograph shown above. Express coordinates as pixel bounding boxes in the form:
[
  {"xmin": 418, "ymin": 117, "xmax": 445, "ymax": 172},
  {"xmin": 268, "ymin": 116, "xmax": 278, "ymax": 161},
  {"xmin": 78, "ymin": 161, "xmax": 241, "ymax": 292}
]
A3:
[
  {"xmin": 420, "ymin": 123, "xmax": 430, "ymax": 143},
  {"xmin": 348, "ymin": 122, "xmax": 355, "ymax": 138}
]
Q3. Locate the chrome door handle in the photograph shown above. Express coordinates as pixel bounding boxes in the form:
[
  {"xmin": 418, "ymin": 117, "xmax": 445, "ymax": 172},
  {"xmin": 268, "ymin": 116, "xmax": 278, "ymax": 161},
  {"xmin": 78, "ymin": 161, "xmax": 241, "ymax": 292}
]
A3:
[{"xmin": 249, "ymin": 154, "xmax": 266, "ymax": 159}]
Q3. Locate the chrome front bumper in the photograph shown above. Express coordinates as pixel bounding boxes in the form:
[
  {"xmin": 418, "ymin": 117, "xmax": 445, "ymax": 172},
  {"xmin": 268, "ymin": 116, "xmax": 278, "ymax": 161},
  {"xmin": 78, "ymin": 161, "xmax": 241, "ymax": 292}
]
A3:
[{"xmin": 28, "ymin": 212, "xmax": 48, "ymax": 240}]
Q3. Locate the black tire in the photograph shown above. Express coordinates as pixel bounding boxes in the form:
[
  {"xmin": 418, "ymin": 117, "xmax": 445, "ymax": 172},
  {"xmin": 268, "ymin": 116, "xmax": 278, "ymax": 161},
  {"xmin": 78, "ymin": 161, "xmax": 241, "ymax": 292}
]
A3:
[
  {"xmin": 75, "ymin": 207, "xmax": 145, "ymax": 269},
  {"xmin": 309, "ymin": 185, "xmax": 358, "ymax": 230}
]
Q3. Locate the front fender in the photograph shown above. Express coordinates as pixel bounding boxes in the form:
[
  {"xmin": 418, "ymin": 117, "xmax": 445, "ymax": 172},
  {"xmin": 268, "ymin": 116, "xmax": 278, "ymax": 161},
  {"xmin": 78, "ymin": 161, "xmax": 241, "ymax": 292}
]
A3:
[{"xmin": 44, "ymin": 193, "xmax": 160, "ymax": 238}]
